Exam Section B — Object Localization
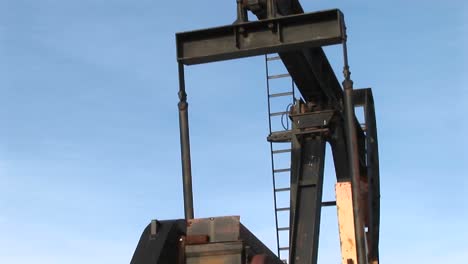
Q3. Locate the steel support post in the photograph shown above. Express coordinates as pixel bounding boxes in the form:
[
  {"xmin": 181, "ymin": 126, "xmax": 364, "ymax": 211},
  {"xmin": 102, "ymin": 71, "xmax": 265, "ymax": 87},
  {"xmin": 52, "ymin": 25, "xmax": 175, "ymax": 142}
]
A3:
[
  {"xmin": 289, "ymin": 135, "xmax": 326, "ymax": 264},
  {"xmin": 341, "ymin": 39, "xmax": 366, "ymax": 263},
  {"xmin": 266, "ymin": 0, "xmax": 277, "ymax": 18},
  {"xmin": 329, "ymin": 121, "xmax": 350, "ymax": 181},
  {"xmin": 235, "ymin": 0, "xmax": 248, "ymax": 24},
  {"xmin": 178, "ymin": 63, "xmax": 194, "ymax": 220}
]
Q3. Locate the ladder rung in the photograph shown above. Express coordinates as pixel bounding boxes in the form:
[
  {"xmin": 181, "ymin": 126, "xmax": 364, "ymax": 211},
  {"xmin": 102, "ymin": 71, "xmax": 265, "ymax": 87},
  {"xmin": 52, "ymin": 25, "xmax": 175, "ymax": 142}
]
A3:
[
  {"xmin": 269, "ymin": 92, "xmax": 293, "ymax": 98},
  {"xmin": 270, "ymin": 130, "xmax": 292, "ymax": 136},
  {"xmin": 270, "ymin": 111, "xmax": 289, "ymax": 117},
  {"xmin": 268, "ymin": 73, "xmax": 290, "ymax": 79},
  {"xmin": 275, "ymin": 187, "xmax": 290, "ymax": 192},
  {"xmin": 279, "ymin": 247, "xmax": 290, "ymax": 250},
  {"xmin": 277, "ymin": 227, "xmax": 290, "ymax": 231},
  {"xmin": 322, "ymin": 201, "xmax": 337, "ymax": 207},
  {"xmin": 267, "ymin": 56, "xmax": 281, "ymax": 61},
  {"xmin": 272, "ymin": 149, "xmax": 291, "ymax": 154},
  {"xmin": 276, "ymin": 207, "xmax": 290, "ymax": 212},
  {"xmin": 271, "ymin": 129, "xmax": 292, "ymax": 134},
  {"xmin": 274, "ymin": 168, "xmax": 290, "ymax": 173}
]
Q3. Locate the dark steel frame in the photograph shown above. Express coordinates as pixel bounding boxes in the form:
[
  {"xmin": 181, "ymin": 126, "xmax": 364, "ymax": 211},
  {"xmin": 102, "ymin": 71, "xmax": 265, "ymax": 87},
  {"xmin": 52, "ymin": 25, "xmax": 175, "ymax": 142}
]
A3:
[{"xmin": 175, "ymin": 2, "xmax": 380, "ymax": 264}]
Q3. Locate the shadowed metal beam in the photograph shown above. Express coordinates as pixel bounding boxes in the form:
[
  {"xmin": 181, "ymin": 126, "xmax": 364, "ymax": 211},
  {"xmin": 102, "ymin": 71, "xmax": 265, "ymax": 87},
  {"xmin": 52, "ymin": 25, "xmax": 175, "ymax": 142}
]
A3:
[
  {"xmin": 289, "ymin": 136, "xmax": 326, "ymax": 264},
  {"xmin": 177, "ymin": 9, "xmax": 344, "ymax": 65}
]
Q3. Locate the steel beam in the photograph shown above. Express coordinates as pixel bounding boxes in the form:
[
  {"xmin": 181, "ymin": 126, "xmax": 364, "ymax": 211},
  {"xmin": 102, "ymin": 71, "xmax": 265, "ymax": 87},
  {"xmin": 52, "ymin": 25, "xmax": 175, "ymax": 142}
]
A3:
[
  {"xmin": 289, "ymin": 135, "xmax": 326, "ymax": 264},
  {"xmin": 177, "ymin": 9, "xmax": 344, "ymax": 65},
  {"xmin": 329, "ymin": 115, "xmax": 367, "ymax": 182},
  {"xmin": 330, "ymin": 120, "xmax": 351, "ymax": 181}
]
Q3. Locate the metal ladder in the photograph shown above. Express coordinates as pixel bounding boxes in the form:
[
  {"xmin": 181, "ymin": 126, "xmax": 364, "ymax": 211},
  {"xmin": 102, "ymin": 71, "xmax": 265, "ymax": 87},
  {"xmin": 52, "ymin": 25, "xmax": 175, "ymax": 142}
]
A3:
[{"xmin": 265, "ymin": 54, "xmax": 295, "ymax": 263}]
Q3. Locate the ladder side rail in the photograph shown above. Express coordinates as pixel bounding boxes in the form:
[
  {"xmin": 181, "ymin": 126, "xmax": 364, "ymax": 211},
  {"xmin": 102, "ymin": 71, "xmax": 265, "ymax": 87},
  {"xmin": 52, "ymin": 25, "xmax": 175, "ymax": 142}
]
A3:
[{"xmin": 265, "ymin": 54, "xmax": 282, "ymax": 256}]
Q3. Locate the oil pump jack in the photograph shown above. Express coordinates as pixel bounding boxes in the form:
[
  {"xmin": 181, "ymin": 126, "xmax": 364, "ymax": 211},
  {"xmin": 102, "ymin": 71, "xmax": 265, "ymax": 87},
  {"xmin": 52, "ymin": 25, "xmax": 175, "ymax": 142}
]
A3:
[{"xmin": 130, "ymin": 1, "xmax": 380, "ymax": 264}]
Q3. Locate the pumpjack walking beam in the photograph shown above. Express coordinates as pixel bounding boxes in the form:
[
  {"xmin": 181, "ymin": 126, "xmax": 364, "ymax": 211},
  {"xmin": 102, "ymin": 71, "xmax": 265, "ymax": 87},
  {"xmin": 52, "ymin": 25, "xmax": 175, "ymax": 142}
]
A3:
[{"xmin": 173, "ymin": 1, "xmax": 380, "ymax": 264}]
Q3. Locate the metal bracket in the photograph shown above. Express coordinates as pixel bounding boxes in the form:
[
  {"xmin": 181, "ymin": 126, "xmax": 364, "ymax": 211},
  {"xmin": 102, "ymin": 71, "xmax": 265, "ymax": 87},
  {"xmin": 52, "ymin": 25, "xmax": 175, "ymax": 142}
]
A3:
[{"xmin": 150, "ymin": 219, "xmax": 160, "ymax": 239}]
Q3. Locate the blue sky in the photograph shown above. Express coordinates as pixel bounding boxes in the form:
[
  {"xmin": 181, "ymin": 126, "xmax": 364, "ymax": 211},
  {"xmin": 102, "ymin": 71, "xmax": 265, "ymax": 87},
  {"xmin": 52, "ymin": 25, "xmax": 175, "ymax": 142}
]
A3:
[{"xmin": 1, "ymin": 0, "xmax": 467, "ymax": 263}]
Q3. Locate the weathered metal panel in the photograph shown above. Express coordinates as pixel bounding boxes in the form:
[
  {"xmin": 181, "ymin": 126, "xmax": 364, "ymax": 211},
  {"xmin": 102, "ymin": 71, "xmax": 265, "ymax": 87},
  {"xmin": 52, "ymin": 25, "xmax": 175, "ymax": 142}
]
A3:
[
  {"xmin": 240, "ymin": 223, "xmax": 281, "ymax": 262},
  {"xmin": 290, "ymin": 110, "xmax": 335, "ymax": 129},
  {"xmin": 186, "ymin": 216, "xmax": 282, "ymax": 264},
  {"xmin": 187, "ymin": 216, "xmax": 242, "ymax": 242},
  {"xmin": 185, "ymin": 242, "xmax": 245, "ymax": 264},
  {"xmin": 335, "ymin": 182, "xmax": 358, "ymax": 264}
]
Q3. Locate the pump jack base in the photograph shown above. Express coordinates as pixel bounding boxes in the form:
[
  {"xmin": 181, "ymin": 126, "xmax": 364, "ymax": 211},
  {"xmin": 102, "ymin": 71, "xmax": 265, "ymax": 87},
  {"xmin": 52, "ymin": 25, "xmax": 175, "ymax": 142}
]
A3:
[{"xmin": 130, "ymin": 216, "xmax": 283, "ymax": 264}]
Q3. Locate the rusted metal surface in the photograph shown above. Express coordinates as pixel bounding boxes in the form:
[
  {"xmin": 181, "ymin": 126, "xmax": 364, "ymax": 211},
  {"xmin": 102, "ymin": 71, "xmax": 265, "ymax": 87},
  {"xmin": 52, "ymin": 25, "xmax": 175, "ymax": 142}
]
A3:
[
  {"xmin": 186, "ymin": 235, "xmax": 210, "ymax": 245},
  {"xmin": 251, "ymin": 254, "xmax": 276, "ymax": 264},
  {"xmin": 240, "ymin": 222, "xmax": 282, "ymax": 263},
  {"xmin": 336, "ymin": 182, "xmax": 357, "ymax": 264},
  {"xmin": 185, "ymin": 216, "xmax": 283, "ymax": 264},
  {"xmin": 186, "ymin": 242, "xmax": 245, "ymax": 264},
  {"xmin": 187, "ymin": 216, "xmax": 242, "ymax": 242}
]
